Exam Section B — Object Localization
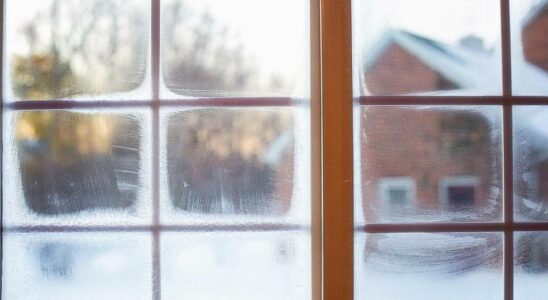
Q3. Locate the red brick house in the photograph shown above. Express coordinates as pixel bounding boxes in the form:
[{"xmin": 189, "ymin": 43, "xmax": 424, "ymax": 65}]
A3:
[
  {"xmin": 522, "ymin": 0, "xmax": 548, "ymax": 72},
  {"xmin": 361, "ymin": 29, "xmax": 499, "ymax": 95}
]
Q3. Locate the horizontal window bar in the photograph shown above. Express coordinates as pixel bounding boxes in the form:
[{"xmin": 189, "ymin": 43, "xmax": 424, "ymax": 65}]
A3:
[
  {"xmin": 4, "ymin": 223, "xmax": 310, "ymax": 233},
  {"xmin": 358, "ymin": 96, "xmax": 548, "ymax": 106},
  {"xmin": 4, "ymin": 97, "xmax": 308, "ymax": 110},
  {"xmin": 356, "ymin": 222, "xmax": 548, "ymax": 233}
]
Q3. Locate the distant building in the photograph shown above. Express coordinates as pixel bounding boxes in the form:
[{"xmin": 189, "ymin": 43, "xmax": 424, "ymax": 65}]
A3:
[{"xmin": 522, "ymin": 0, "xmax": 548, "ymax": 72}]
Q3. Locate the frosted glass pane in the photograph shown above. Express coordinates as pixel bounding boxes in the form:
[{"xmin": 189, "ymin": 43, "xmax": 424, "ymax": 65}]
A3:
[
  {"xmin": 515, "ymin": 232, "xmax": 548, "ymax": 299},
  {"xmin": 2, "ymin": 232, "xmax": 152, "ymax": 300},
  {"xmin": 161, "ymin": 108, "xmax": 311, "ymax": 224},
  {"xmin": 352, "ymin": 0, "xmax": 502, "ymax": 96},
  {"xmin": 514, "ymin": 106, "xmax": 548, "ymax": 221},
  {"xmin": 356, "ymin": 106, "xmax": 502, "ymax": 223},
  {"xmin": 4, "ymin": 0, "xmax": 150, "ymax": 101},
  {"xmin": 160, "ymin": 0, "xmax": 309, "ymax": 98},
  {"xmin": 161, "ymin": 232, "xmax": 311, "ymax": 300},
  {"xmin": 3, "ymin": 110, "xmax": 151, "ymax": 226},
  {"xmin": 355, "ymin": 232, "xmax": 503, "ymax": 300},
  {"xmin": 511, "ymin": 0, "xmax": 548, "ymax": 95}
]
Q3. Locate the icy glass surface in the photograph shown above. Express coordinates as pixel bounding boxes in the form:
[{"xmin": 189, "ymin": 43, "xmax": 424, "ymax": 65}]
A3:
[
  {"xmin": 352, "ymin": 0, "xmax": 502, "ymax": 96},
  {"xmin": 4, "ymin": 0, "xmax": 150, "ymax": 101},
  {"xmin": 515, "ymin": 232, "xmax": 548, "ymax": 299},
  {"xmin": 355, "ymin": 232, "xmax": 503, "ymax": 300},
  {"xmin": 2, "ymin": 232, "xmax": 152, "ymax": 300},
  {"xmin": 161, "ymin": 231, "xmax": 311, "ymax": 300},
  {"xmin": 511, "ymin": 0, "xmax": 548, "ymax": 95},
  {"xmin": 514, "ymin": 106, "xmax": 548, "ymax": 221},
  {"xmin": 160, "ymin": 0, "xmax": 309, "ymax": 98},
  {"xmin": 3, "ymin": 110, "xmax": 151, "ymax": 226},
  {"xmin": 356, "ymin": 106, "xmax": 502, "ymax": 224},
  {"xmin": 161, "ymin": 108, "xmax": 311, "ymax": 224}
]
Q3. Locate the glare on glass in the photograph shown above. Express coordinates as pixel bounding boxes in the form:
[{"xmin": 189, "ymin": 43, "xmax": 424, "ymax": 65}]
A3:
[
  {"xmin": 2, "ymin": 233, "xmax": 152, "ymax": 300},
  {"xmin": 3, "ymin": 110, "xmax": 151, "ymax": 226},
  {"xmin": 514, "ymin": 106, "xmax": 548, "ymax": 221},
  {"xmin": 511, "ymin": 0, "xmax": 548, "ymax": 95},
  {"xmin": 357, "ymin": 106, "xmax": 502, "ymax": 223},
  {"xmin": 160, "ymin": 0, "xmax": 309, "ymax": 98},
  {"xmin": 4, "ymin": 0, "xmax": 150, "ymax": 101},
  {"xmin": 161, "ymin": 108, "xmax": 301, "ymax": 220},
  {"xmin": 514, "ymin": 232, "xmax": 548, "ymax": 299},
  {"xmin": 355, "ymin": 232, "xmax": 503, "ymax": 300},
  {"xmin": 161, "ymin": 232, "xmax": 311, "ymax": 300},
  {"xmin": 352, "ymin": 0, "xmax": 502, "ymax": 96}
]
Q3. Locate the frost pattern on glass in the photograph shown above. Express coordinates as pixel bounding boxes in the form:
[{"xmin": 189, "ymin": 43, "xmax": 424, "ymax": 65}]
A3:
[
  {"xmin": 514, "ymin": 106, "xmax": 548, "ymax": 221},
  {"xmin": 160, "ymin": 0, "xmax": 309, "ymax": 98},
  {"xmin": 5, "ymin": 0, "xmax": 150, "ymax": 101},
  {"xmin": 161, "ymin": 232, "xmax": 311, "ymax": 300},
  {"xmin": 352, "ymin": 0, "xmax": 502, "ymax": 96},
  {"xmin": 2, "ymin": 233, "xmax": 152, "ymax": 300},
  {"xmin": 355, "ymin": 233, "xmax": 503, "ymax": 300},
  {"xmin": 3, "ymin": 110, "xmax": 151, "ymax": 226},
  {"xmin": 358, "ymin": 106, "xmax": 502, "ymax": 223},
  {"xmin": 164, "ymin": 109, "xmax": 294, "ymax": 216},
  {"xmin": 515, "ymin": 232, "xmax": 548, "ymax": 299},
  {"xmin": 510, "ymin": 0, "xmax": 548, "ymax": 95}
]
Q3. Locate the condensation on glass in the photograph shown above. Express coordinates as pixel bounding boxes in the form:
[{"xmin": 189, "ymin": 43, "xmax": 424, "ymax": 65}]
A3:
[
  {"xmin": 355, "ymin": 106, "xmax": 503, "ymax": 224},
  {"xmin": 3, "ymin": 110, "xmax": 151, "ymax": 226},
  {"xmin": 2, "ymin": 232, "xmax": 152, "ymax": 300},
  {"xmin": 160, "ymin": 0, "xmax": 310, "ymax": 98},
  {"xmin": 160, "ymin": 107, "xmax": 311, "ymax": 224},
  {"xmin": 4, "ymin": 0, "xmax": 150, "ymax": 101},
  {"xmin": 514, "ymin": 232, "xmax": 548, "ymax": 299},
  {"xmin": 352, "ymin": 0, "xmax": 502, "ymax": 96},
  {"xmin": 355, "ymin": 232, "xmax": 503, "ymax": 300},
  {"xmin": 514, "ymin": 106, "xmax": 548, "ymax": 221},
  {"xmin": 510, "ymin": 0, "xmax": 548, "ymax": 95},
  {"xmin": 161, "ymin": 232, "xmax": 311, "ymax": 300}
]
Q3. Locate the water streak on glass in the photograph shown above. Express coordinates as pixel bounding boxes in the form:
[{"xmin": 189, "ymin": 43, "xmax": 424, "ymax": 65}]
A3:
[
  {"xmin": 510, "ymin": 0, "xmax": 548, "ymax": 95},
  {"xmin": 161, "ymin": 232, "xmax": 311, "ymax": 300},
  {"xmin": 514, "ymin": 232, "xmax": 548, "ymax": 299},
  {"xmin": 357, "ymin": 106, "xmax": 502, "ymax": 223},
  {"xmin": 162, "ymin": 108, "xmax": 298, "ymax": 220},
  {"xmin": 160, "ymin": 0, "xmax": 310, "ymax": 98},
  {"xmin": 2, "ymin": 233, "xmax": 152, "ymax": 300},
  {"xmin": 514, "ymin": 106, "xmax": 548, "ymax": 221},
  {"xmin": 355, "ymin": 232, "xmax": 503, "ymax": 300},
  {"xmin": 4, "ymin": 0, "xmax": 150, "ymax": 101},
  {"xmin": 352, "ymin": 0, "xmax": 502, "ymax": 96},
  {"xmin": 3, "ymin": 110, "xmax": 151, "ymax": 226}
]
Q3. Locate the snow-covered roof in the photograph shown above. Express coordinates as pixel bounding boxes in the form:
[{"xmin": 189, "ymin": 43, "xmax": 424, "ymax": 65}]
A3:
[
  {"xmin": 363, "ymin": 29, "xmax": 500, "ymax": 90},
  {"xmin": 363, "ymin": 29, "xmax": 548, "ymax": 95},
  {"xmin": 522, "ymin": 0, "xmax": 548, "ymax": 27}
]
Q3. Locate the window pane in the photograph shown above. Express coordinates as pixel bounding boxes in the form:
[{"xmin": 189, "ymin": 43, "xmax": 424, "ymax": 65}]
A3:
[
  {"xmin": 2, "ymin": 232, "xmax": 152, "ymax": 300},
  {"xmin": 161, "ymin": 232, "xmax": 310, "ymax": 300},
  {"xmin": 355, "ymin": 232, "xmax": 503, "ymax": 300},
  {"xmin": 514, "ymin": 106, "xmax": 548, "ymax": 221},
  {"xmin": 4, "ymin": 0, "xmax": 150, "ymax": 101},
  {"xmin": 511, "ymin": 0, "xmax": 548, "ymax": 95},
  {"xmin": 3, "ymin": 110, "xmax": 151, "ymax": 226},
  {"xmin": 356, "ymin": 106, "xmax": 502, "ymax": 223},
  {"xmin": 160, "ymin": 107, "xmax": 310, "ymax": 224},
  {"xmin": 160, "ymin": 0, "xmax": 309, "ymax": 98},
  {"xmin": 352, "ymin": 0, "xmax": 502, "ymax": 96},
  {"xmin": 515, "ymin": 232, "xmax": 548, "ymax": 299}
]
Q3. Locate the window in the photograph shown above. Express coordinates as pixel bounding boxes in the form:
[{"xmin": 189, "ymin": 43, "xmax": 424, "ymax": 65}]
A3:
[
  {"xmin": 439, "ymin": 176, "xmax": 480, "ymax": 208},
  {"xmin": 2, "ymin": 1, "xmax": 548, "ymax": 300},
  {"xmin": 378, "ymin": 177, "xmax": 415, "ymax": 207},
  {"xmin": 2, "ymin": 0, "xmax": 316, "ymax": 299}
]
